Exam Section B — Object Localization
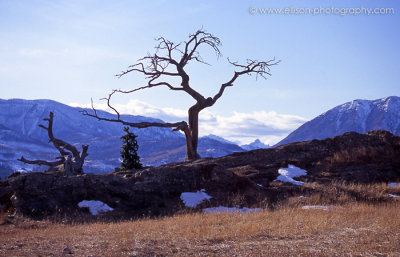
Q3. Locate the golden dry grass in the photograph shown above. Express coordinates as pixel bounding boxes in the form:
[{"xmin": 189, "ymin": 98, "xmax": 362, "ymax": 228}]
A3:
[
  {"xmin": 328, "ymin": 147, "xmax": 382, "ymax": 165},
  {"xmin": 297, "ymin": 181, "xmax": 399, "ymax": 205},
  {"xmin": 1, "ymin": 182, "xmax": 400, "ymax": 256}
]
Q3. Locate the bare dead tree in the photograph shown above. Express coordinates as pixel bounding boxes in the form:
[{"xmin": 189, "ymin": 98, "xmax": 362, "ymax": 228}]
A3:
[
  {"xmin": 18, "ymin": 112, "xmax": 89, "ymax": 175},
  {"xmin": 83, "ymin": 29, "xmax": 279, "ymax": 161}
]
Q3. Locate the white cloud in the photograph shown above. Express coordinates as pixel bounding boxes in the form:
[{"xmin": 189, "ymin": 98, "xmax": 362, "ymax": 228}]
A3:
[
  {"xmin": 199, "ymin": 110, "xmax": 307, "ymax": 145},
  {"xmin": 71, "ymin": 100, "xmax": 308, "ymax": 145}
]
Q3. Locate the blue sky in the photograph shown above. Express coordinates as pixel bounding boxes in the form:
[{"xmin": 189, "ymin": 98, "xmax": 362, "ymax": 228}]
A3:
[{"xmin": 1, "ymin": 0, "xmax": 399, "ymax": 144}]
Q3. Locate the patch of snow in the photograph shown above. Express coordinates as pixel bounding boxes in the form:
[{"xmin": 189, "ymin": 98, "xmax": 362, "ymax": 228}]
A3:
[
  {"xmin": 302, "ymin": 205, "xmax": 329, "ymax": 211},
  {"xmin": 299, "ymin": 195, "xmax": 307, "ymax": 198},
  {"xmin": 388, "ymin": 182, "xmax": 400, "ymax": 188},
  {"xmin": 274, "ymin": 165, "xmax": 307, "ymax": 186},
  {"xmin": 381, "ymin": 97, "xmax": 391, "ymax": 112},
  {"xmin": 78, "ymin": 200, "xmax": 114, "ymax": 215},
  {"xmin": 257, "ymin": 184, "xmax": 263, "ymax": 187},
  {"xmin": 388, "ymin": 194, "xmax": 399, "ymax": 198},
  {"xmin": 302, "ymin": 205, "xmax": 343, "ymax": 211},
  {"xmin": 180, "ymin": 189, "xmax": 212, "ymax": 208},
  {"xmin": 16, "ymin": 168, "xmax": 33, "ymax": 173},
  {"xmin": 204, "ymin": 206, "xmax": 262, "ymax": 214}
]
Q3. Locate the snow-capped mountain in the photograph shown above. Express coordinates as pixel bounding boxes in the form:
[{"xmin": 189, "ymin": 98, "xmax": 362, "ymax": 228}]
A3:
[
  {"xmin": 202, "ymin": 134, "xmax": 238, "ymax": 145},
  {"xmin": 0, "ymin": 99, "xmax": 244, "ymax": 178},
  {"xmin": 241, "ymin": 139, "xmax": 271, "ymax": 151},
  {"xmin": 276, "ymin": 96, "xmax": 400, "ymax": 146}
]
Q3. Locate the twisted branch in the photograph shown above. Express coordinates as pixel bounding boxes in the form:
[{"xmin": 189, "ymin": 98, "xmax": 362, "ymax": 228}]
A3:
[
  {"xmin": 18, "ymin": 112, "xmax": 89, "ymax": 172},
  {"xmin": 17, "ymin": 156, "xmax": 63, "ymax": 167},
  {"xmin": 38, "ymin": 112, "xmax": 81, "ymax": 157}
]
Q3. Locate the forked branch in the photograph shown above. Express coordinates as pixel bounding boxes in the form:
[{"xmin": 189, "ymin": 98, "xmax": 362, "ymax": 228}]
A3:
[
  {"xmin": 212, "ymin": 58, "xmax": 280, "ymax": 104},
  {"xmin": 38, "ymin": 112, "xmax": 81, "ymax": 157},
  {"xmin": 18, "ymin": 112, "xmax": 89, "ymax": 174}
]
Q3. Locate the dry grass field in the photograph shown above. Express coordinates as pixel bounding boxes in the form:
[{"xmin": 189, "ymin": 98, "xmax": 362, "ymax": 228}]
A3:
[{"xmin": 1, "ymin": 182, "xmax": 399, "ymax": 256}]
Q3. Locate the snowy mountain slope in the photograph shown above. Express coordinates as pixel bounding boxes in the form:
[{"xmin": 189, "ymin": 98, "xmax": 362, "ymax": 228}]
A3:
[
  {"xmin": 241, "ymin": 139, "xmax": 271, "ymax": 151},
  {"xmin": 0, "ymin": 99, "xmax": 244, "ymax": 178},
  {"xmin": 202, "ymin": 134, "xmax": 237, "ymax": 145},
  {"xmin": 276, "ymin": 96, "xmax": 400, "ymax": 146},
  {"xmin": 203, "ymin": 135, "xmax": 271, "ymax": 151}
]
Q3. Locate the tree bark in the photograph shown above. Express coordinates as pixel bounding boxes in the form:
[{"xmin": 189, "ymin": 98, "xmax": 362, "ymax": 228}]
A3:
[
  {"xmin": 177, "ymin": 124, "xmax": 196, "ymax": 161},
  {"xmin": 188, "ymin": 105, "xmax": 201, "ymax": 160}
]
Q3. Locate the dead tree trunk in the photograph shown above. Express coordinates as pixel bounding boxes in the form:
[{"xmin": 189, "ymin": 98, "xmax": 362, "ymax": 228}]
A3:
[{"xmin": 18, "ymin": 112, "xmax": 89, "ymax": 175}]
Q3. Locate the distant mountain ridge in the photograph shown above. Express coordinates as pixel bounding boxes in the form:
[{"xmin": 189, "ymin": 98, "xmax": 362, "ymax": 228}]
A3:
[
  {"xmin": 277, "ymin": 96, "xmax": 400, "ymax": 146},
  {"xmin": 0, "ymin": 99, "xmax": 244, "ymax": 178},
  {"xmin": 241, "ymin": 139, "xmax": 270, "ymax": 151}
]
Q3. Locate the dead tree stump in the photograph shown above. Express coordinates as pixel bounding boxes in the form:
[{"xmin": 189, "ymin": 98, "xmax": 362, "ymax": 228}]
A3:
[{"xmin": 18, "ymin": 112, "xmax": 88, "ymax": 175}]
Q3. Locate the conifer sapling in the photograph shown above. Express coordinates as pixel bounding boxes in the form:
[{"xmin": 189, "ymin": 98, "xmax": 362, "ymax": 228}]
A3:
[{"xmin": 120, "ymin": 126, "xmax": 142, "ymax": 170}]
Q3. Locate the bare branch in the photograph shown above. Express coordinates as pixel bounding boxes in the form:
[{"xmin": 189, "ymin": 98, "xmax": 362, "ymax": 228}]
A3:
[
  {"xmin": 100, "ymin": 90, "xmax": 121, "ymax": 120},
  {"xmin": 40, "ymin": 112, "xmax": 81, "ymax": 158},
  {"xmin": 116, "ymin": 60, "xmax": 180, "ymax": 79},
  {"xmin": 212, "ymin": 58, "xmax": 280, "ymax": 103},
  {"xmin": 18, "ymin": 156, "xmax": 63, "ymax": 167},
  {"xmin": 180, "ymin": 30, "xmax": 221, "ymax": 66},
  {"xmin": 114, "ymin": 29, "xmax": 222, "ymax": 104},
  {"xmin": 82, "ymin": 108, "xmax": 188, "ymax": 130}
]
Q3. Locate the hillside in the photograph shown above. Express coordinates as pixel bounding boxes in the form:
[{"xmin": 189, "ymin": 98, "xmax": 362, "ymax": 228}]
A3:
[
  {"xmin": 0, "ymin": 99, "xmax": 244, "ymax": 178},
  {"xmin": 277, "ymin": 96, "xmax": 400, "ymax": 146}
]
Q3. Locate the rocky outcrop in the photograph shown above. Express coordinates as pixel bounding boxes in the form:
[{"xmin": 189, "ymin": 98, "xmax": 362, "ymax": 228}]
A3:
[
  {"xmin": 275, "ymin": 130, "xmax": 400, "ymax": 182},
  {"xmin": 0, "ymin": 160, "xmax": 264, "ymax": 219},
  {"xmin": 201, "ymin": 130, "xmax": 400, "ymax": 184},
  {"xmin": 0, "ymin": 130, "xmax": 399, "ymax": 219}
]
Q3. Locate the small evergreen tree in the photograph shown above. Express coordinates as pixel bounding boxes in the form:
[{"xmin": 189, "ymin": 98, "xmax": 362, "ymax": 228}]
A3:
[{"xmin": 120, "ymin": 126, "xmax": 142, "ymax": 170}]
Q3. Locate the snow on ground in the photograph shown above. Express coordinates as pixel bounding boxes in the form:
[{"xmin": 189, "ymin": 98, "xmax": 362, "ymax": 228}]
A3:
[
  {"xmin": 388, "ymin": 182, "xmax": 400, "ymax": 188},
  {"xmin": 16, "ymin": 168, "xmax": 33, "ymax": 173},
  {"xmin": 180, "ymin": 189, "xmax": 212, "ymax": 208},
  {"xmin": 204, "ymin": 206, "xmax": 262, "ymax": 214},
  {"xmin": 78, "ymin": 200, "xmax": 114, "ymax": 215},
  {"xmin": 302, "ymin": 205, "xmax": 343, "ymax": 211},
  {"xmin": 388, "ymin": 194, "xmax": 399, "ymax": 198},
  {"xmin": 302, "ymin": 205, "xmax": 329, "ymax": 211},
  {"xmin": 274, "ymin": 165, "xmax": 307, "ymax": 186}
]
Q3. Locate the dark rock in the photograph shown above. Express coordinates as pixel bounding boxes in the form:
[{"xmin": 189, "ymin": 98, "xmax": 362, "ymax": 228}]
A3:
[
  {"xmin": 0, "ymin": 162, "xmax": 262, "ymax": 218},
  {"xmin": 63, "ymin": 247, "xmax": 73, "ymax": 254},
  {"xmin": 7, "ymin": 172, "xmax": 21, "ymax": 179},
  {"xmin": 220, "ymin": 130, "xmax": 399, "ymax": 183}
]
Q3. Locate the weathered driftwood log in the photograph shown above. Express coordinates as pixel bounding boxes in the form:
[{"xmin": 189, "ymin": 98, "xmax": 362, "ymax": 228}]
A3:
[{"xmin": 18, "ymin": 112, "xmax": 88, "ymax": 175}]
